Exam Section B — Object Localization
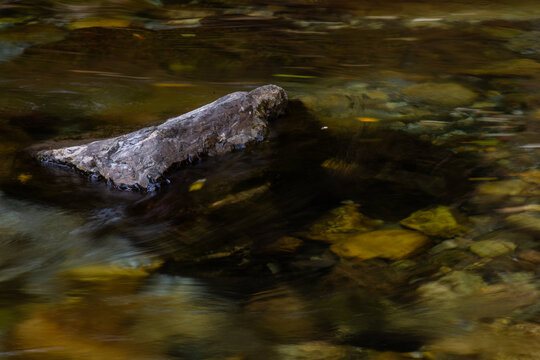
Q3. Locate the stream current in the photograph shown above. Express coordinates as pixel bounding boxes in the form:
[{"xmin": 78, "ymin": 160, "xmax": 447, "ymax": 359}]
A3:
[{"xmin": 1, "ymin": 1, "xmax": 540, "ymax": 359}]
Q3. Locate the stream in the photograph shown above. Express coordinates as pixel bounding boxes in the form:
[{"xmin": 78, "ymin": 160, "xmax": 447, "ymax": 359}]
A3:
[{"xmin": 1, "ymin": 1, "xmax": 540, "ymax": 359}]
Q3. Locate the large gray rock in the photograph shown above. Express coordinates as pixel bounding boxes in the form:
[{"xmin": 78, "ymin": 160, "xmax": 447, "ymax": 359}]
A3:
[{"xmin": 37, "ymin": 85, "xmax": 287, "ymax": 190}]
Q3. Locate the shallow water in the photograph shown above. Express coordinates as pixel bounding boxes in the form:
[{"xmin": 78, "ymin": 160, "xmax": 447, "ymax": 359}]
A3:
[{"xmin": 1, "ymin": 1, "xmax": 540, "ymax": 359}]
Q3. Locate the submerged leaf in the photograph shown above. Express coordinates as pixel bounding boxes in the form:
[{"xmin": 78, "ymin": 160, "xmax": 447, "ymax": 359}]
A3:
[
  {"xmin": 189, "ymin": 179, "xmax": 206, "ymax": 192},
  {"xmin": 17, "ymin": 173, "xmax": 32, "ymax": 184},
  {"xmin": 356, "ymin": 117, "xmax": 379, "ymax": 122},
  {"xmin": 272, "ymin": 74, "xmax": 316, "ymax": 79},
  {"xmin": 68, "ymin": 18, "xmax": 131, "ymax": 30}
]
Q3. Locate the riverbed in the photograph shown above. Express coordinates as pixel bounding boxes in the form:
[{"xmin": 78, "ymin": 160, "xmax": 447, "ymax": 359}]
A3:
[{"xmin": 1, "ymin": 1, "xmax": 540, "ymax": 359}]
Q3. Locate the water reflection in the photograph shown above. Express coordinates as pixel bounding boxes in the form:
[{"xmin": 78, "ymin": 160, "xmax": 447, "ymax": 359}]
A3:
[{"xmin": 0, "ymin": 0, "xmax": 540, "ymax": 359}]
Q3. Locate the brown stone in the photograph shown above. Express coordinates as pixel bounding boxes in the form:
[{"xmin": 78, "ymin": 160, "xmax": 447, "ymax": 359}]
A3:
[{"xmin": 517, "ymin": 249, "xmax": 540, "ymax": 263}]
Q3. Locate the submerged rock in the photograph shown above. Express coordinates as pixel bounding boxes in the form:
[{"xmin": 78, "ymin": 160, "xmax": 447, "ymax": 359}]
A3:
[
  {"xmin": 400, "ymin": 205, "xmax": 468, "ymax": 238},
  {"xmin": 261, "ymin": 236, "xmax": 304, "ymax": 254},
  {"xmin": 417, "ymin": 270, "xmax": 487, "ymax": 303},
  {"xmin": 505, "ymin": 212, "xmax": 540, "ymax": 233},
  {"xmin": 401, "ymin": 82, "xmax": 478, "ymax": 107},
  {"xmin": 36, "ymin": 85, "xmax": 287, "ymax": 190},
  {"xmin": 517, "ymin": 249, "xmax": 540, "ymax": 263},
  {"xmin": 307, "ymin": 203, "xmax": 383, "ymax": 243},
  {"xmin": 330, "ymin": 229, "xmax": 429, "ymax": 261},
  {"xmin": 476, "ymin": 179, "xmax": 529, "ymax": 196},
  {"xmin": 274, "ymin": 341, "xmax": 353, "ymax": 360},
  {"xmin": 466, "ymin": 58, "xmax": 540, "ymax": 77},
  {"xmin": 244, "ymin": 287, "xmax": 317, "ymax": 341},
  {"xmin": 469, "ymin": 240, "xmax": 517, "ymax": 258}
]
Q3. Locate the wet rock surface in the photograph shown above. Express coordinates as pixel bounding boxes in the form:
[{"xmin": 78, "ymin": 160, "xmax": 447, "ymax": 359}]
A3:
[{"xmin": 36, "ymin": 85, "xmax": 287, "ymax": 190}]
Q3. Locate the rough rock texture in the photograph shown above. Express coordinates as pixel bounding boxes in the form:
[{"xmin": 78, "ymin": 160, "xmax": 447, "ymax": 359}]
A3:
[{"xmin": 36, "ymin": 85, "xmax": 287, "ymax": 190}]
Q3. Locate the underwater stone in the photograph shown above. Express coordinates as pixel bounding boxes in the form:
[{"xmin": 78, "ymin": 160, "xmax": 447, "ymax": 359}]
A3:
[
  {"xmin": 400, "ymin": 205, "xmax": 468, "ymax": 238},
  {"xmin": 401, "ymin": 82, "xmax": 478, "ymax": 107},
  {"xmin": 306, "ymin": 203, "xmax": 383, "ymax": 243},
  {"xmin": 505, "ymin": 212, "xmax": 540, "ymax": 234},
  {"xmin": 330, "ymin": 229, "xmax": 429, "ymax": 260},
  {"xmin": 465, "ymin": 58, "xmax": 540, "ymax": 77},
  {"xmin": 36, "ymin": 85, "xmax": 288, "ymax": 190},
  {"xmin": 469, "ymin": 240, "xmax": 516, "ymax": 258},
  {"xmin": 476, "ymin": 179, "xmax": 529, "ymax": 196}
]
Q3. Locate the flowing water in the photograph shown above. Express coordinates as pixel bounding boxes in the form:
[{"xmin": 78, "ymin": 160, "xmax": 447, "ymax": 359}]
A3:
[{"xmin": 1, "ymin": 1, "xmax": 540, "ymax": 359}]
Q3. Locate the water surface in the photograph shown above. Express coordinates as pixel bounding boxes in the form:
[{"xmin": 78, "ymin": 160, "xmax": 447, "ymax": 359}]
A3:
[{"xmin": 1, "ymin": 1, "xmax": 540, "ymax": 359}]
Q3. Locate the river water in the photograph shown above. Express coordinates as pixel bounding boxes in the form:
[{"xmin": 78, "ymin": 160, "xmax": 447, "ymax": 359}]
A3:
[{"xmin": 1, "ymin": 1, "xmax": 540, "ymax": 359}]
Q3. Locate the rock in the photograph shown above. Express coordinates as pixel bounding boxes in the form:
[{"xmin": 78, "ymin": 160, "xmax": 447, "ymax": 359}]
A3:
[
  {"xmin": 505, "ymin": 212, "xmax": 540, "ymax": 233},
  {"xmin": 517, "ymin": 249, "xmax": 540, "ymax": 263},
  {"xmin": 399, "ymin": 205, "xmax": 468, "ymax": 238},
  {"xmin": 430, "ymin": 249, "xmax": 476, "ymax": 268},
  {"xmin": 14, "ymin": 274, "xmax": 238, "ymax": 359},
  {"xmin": 476, "ymin": 179, "xmax": 529, "ymax": 196},
  {"xmin": 274, "ymin": 341, "xmax": 354, "ymax": 360},
  {"xmin": 244, "ymin": 287, "xmax": 317, "ymax": 341},
  {"xmin": 427, "ymin": 319, "xmax": 540, "ymax": 359},
  {"xmin": 401, "ymin": 82, "xmax": 478, "ymax": 107},
  {"xmin": 330, "ymin": 229, "xmax": 429, "ymax": 260},
  {"xmin": 307, "ymin": 203, "xmax": 383, "ymax": 242},
  {"xmin": 417, "ymin": 270, "xmax": 487, "ymax": 302},
  {"xmin": 14, "ymin": 312, "xmax": 151, "ymax": 360},
  {"xmin": 262, "ymin": 236, "xmax": 303, "ymax": 254},
  {"xmin": 466, "ymin": 58, "xmax": 540, "ymax": 77},
  {"xmin": 36, "ymin": 85, "xmax": 287, "ymax": 190},
  {"xmin": 505, "ymin": 31, "xmax": 540, "ymax": 55},
  {"xmin": 513, "ymin": 169, "xmax": 540, "ymax": 184},
  {"xmin": 469, "ymin": 240, "xmax": 517, "ymax": 257},
  {"xmin": 321, "ymin": 259, "xmax": 412, "ymax": 295},
  {"xmin": 429, "ymin": 238, "xmax": 473, "ymax": 255}
]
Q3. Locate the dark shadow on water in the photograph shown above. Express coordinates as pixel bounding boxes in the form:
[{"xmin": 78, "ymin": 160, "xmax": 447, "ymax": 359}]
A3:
[
  {"xmin": 341, "ymin": 331, "xmax": 426, "ymax": 353},
  {"xmin": 3, "ymin": 101, "xmax": 478, "ymax": 256}
]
